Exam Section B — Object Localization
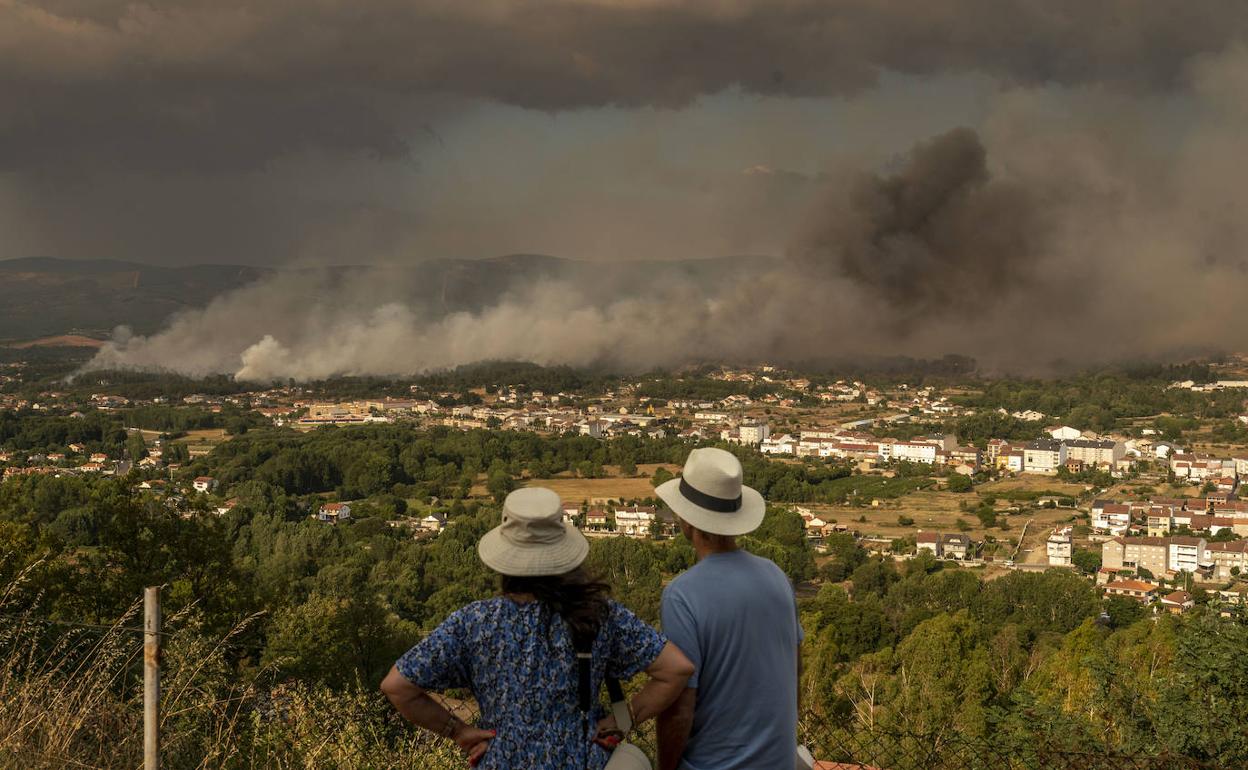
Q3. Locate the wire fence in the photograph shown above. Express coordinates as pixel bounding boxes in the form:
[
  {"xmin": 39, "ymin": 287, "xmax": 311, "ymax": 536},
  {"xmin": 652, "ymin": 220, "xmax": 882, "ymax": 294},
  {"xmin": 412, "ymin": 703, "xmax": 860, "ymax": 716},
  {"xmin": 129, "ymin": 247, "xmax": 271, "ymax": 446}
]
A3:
[{"xmin": 0, "ymin": 606, "xmax": 1235, "ymax": 770}]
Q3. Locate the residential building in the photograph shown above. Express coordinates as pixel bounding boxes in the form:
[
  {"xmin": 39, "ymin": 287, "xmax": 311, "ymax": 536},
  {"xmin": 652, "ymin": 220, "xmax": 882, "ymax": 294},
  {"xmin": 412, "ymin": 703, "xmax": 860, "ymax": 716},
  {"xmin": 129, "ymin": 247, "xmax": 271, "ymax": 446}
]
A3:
[
  {"xmin": 760, "ymin": 434, "xmax": 797, "ymax": 455},
  {"xmin": 420, "ymin": 512, "xmax": 448, "ymax": 533},
  {"xmin": 1062, "ymin": 439, "xmax": 1126, "ymax": 468},
  {"xmin": 1003, "ymin": 450, "xmax": 1025, "ymax": 473},
  {"xmin": 1170, "ymin": 454, "xmax": 1229, "ymax": 481},
  {"xmin": 892, "ymin": 441, "xmax": 939, "ymax": 464},
  {"xmin": 1047, "ymin": 528, "xmax": 1073, "ymax": 566},
  {"xmin": 1169, "ymin": 537, "xmax": 1208, "ymax": 574},
  {"xmin": 1160, "ymin": 590, "xmax": 1194, "ymax": 614},
  {"xmin": 614, "ymin": 505, "xmax": 658, "ymax": 538},
  {"xmin": 1102, "ymin": 579, "xmax": 1159, "ymax": 603},
  {"xmin": 1091, "ymin": 502, "xmax": 1131, "ymax": 535},
  {"xmin": 737, "ymin": 421, "xmax": 770, "ymax": 445},
  {"xmin": 1047, "ymin": 425, "xmax": 1083, "ymax": 441},
  {"xmin": 317, "ymin": 502, "xmax": 352, "ymax": 524},
  {"xmin": 948, "ymin": 446, "xmax": 981, "ymax": 467},
  {"xmin": 916, "ymin": 531, "xmax": 941, "ymax": 557},
  {"xmin": 1101, "ymin": 535, "xmax": 1207, "ymax": 576},
  {"xmin": 561, "ymin": 503, "xmax": 581, "ymax": 527},
  {"xmin": 1206, "ymin": 540, "xmax": 1248, "ymax": 580},
  {"xmin": 1022, "ymin": 440, "xmax": 1066, "ymax": 475},
  {"xmin": 985, "ymin": 439, "xmax": 1010, "ymax": 466},
  {"xmin": 192, "ymin": 476, "xmax": 217, "ymax": 493},
  {"xmin": 941, "ymin": 533, "xmax": 972, "ymax": 560},
  {"xmin": 584, "ymin": 508, "xmax": 609, "ymax": 531}
]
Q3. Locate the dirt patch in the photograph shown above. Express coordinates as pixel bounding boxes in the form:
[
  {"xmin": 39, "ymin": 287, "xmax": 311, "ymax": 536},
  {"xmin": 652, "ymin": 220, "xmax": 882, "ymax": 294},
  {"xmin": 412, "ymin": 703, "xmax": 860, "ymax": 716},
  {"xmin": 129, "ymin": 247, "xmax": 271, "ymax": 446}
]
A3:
[
  {"xmin": 4, "ymin": 334, "xmax": 106, "ymax": 349},
  {"xmin": 800, "ymin": 488, "xmax": 1081, "ymax": 545},
  {"xmin": 520, "ymin": 476, "xmax": 662, "ymax": 505}
]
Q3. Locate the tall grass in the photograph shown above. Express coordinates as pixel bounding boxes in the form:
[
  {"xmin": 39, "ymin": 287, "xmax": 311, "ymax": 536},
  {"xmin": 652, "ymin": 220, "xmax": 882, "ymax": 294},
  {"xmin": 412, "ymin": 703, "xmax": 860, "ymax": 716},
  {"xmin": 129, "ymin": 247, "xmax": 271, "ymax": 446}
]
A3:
[{"xmin": 0, "ymin": 565, "xmax": 464, "ymax": 769}]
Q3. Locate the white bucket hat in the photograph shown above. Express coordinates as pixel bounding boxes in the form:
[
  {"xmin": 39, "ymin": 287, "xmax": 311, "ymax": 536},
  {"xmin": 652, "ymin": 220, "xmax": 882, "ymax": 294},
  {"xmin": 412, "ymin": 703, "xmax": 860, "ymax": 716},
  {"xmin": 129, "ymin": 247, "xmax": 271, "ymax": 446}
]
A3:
[
  {"xmin": 655, "ymin": 447, "xmax": 765, "ymax": 536},
  {"xmin": 478, "ymin": 487, "xmax": 590, "ymax": 576}
]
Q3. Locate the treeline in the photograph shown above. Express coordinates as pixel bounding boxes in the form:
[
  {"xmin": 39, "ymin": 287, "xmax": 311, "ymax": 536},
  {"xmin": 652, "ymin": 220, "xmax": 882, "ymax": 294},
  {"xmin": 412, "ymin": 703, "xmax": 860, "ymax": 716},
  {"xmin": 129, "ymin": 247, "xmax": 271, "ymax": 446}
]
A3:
[
  {"xmin": 957, "ymin": 374, "xmax": 1244, "ymax": 432},
  {"xmin": 0, "ymin": 410, "xmax": 128, "ymax": 454},
  {"xmin": 636, "ymin": 377, "xmax": 779, "ymax": 401},
  {"xmin": 803, "ymin": 541, "xmax": 1247, "ymax": 761},
  {"xmin": 0, "ymin": 406, "xmax": 268, "ymax": 455}
]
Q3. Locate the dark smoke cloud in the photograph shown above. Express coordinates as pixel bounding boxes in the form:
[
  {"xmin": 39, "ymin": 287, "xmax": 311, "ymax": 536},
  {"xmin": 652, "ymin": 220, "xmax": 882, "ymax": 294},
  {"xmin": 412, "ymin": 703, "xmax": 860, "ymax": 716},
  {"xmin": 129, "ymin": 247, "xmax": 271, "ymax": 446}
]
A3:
[
  {"xmin": 7, "ymin": 0, "xmax": 1248, "ymax": 374},
  {"xmin": 1, "ymin": 0, "xmax": 1244, "ymax": 177},
  {"xmin": 4, "ymin": 1, "xmax": 1246, "ymax": 266},
  {"xmin": 792, "ymin": 127, "xmax": 1048, "ymax": 326}
]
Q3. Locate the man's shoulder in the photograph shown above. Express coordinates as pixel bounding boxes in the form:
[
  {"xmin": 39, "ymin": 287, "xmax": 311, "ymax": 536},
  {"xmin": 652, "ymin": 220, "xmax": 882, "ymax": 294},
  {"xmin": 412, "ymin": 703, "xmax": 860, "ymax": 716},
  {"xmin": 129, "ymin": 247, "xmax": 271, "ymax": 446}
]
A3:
[{"xmin": 662, "ymin": 563, "xmax": 699, "ymax": 597}]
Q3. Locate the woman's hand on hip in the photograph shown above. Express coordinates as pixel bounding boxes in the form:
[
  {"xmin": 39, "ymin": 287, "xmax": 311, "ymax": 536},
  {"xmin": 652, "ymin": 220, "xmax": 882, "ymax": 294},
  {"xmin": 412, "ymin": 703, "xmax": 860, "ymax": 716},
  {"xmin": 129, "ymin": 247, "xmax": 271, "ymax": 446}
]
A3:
[{"xmin": 452, "ymin": 724, "xmax": 495, "ymax": 766}]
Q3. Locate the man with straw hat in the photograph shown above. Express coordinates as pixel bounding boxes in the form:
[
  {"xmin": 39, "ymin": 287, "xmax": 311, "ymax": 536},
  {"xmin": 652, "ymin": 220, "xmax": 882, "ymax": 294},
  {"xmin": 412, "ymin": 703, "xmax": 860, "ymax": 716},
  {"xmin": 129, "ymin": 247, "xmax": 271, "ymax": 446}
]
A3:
[
  {"xmin": 654, "ymin": 448, "xmax": 804, "ymax": 770},
  {"xmin": 382, "ymin": 486, "xmax": 693, "ymax": 769}
]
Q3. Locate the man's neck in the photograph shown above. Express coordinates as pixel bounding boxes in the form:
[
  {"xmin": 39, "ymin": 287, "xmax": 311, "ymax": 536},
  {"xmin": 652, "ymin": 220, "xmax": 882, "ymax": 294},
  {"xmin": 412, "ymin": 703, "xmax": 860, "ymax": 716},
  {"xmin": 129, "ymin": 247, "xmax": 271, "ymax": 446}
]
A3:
[{"xmin": 694, "ymin": 537, "xmax": 739, "ymax": 561}]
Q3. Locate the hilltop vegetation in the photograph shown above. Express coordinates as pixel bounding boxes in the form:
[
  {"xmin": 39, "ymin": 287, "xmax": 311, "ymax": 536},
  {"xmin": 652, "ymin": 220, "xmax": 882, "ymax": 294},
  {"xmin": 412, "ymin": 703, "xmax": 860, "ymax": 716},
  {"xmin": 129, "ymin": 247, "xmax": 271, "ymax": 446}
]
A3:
[{"xmin": 0, "ymin": 422, "xmax": 1245, "ymax": 766}]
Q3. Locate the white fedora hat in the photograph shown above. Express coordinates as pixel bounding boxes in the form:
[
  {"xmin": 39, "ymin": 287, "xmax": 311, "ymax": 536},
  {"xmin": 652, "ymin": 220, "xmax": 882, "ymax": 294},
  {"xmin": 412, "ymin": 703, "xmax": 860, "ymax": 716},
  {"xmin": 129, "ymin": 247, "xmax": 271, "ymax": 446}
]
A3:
[
  {"xmin": 478, "ymin": 487, "xmax": 590, "ymax": 577},
  {"xmin": 655, "ymin": 447, "xmax": 765, "ymax": 536}
]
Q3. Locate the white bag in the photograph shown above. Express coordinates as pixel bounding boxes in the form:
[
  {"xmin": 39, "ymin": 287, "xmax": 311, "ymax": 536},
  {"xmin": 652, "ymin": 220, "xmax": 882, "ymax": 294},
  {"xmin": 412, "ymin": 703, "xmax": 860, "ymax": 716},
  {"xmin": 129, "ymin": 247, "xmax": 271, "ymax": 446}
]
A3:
[{"xmin": 602, "ymin": 687, "xmax": 651, "ymax": 770}]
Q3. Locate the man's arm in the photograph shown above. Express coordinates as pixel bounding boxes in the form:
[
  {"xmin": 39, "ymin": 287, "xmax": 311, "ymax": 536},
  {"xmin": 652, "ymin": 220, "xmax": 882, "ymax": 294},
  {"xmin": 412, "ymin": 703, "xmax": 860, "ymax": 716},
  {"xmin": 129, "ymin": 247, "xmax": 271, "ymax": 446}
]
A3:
[
  {"xmin": 380, "ymin": 666, "xmax": 494, "ymax": 764},
  {"xmin": 797, "ymin": 644, "xmax": 803, "ymax": 713},
  {"xmin": 657, "ymin": 687, "xmax": 696, "ymax": 770}
]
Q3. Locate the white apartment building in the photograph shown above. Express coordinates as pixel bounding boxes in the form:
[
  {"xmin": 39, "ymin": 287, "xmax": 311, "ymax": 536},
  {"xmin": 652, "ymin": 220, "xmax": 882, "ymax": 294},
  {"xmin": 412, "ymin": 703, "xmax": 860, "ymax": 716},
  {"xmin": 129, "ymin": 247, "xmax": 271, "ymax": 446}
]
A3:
[
  {"xmin": 1091, "ymin": 502, "xmax": 1132, "ymax": 535},
  {"xmin": 1048, "ymin": 426, "xmax": 1083, "ymax": 441},
  {"xmin": 1023, "ymin": 440, "xmax": 1067, "ymax": 475},
  {"xmin": 1169, "ymin": 538, "xmax": 1207, "ymax": 574},
  {"xmin": 1102, "ymin": 536, "xmax": 1207, "ymax": 576},
  {"xmin": 1047, "ymin": 528, "xmax": 1073, "ymax": 566},
  {"xmin": 1170, "ymin": 454, "xmax": 1230, "ymax": 481},
  {"xmin": 613, "ymin": 506, "xmax": 657, "ymax": 538},
  {"xmin": 892, "ymin": 441, "xmax": 939, "ymax": 464},
  {"xmin": 760, "ymin": 434, "xmax": 797, "ymax": 455},
  {"xmin": 737, "ymin": 421, "xmax": 770, "ymax": 445},
  {"xmin": 1063, "ymin": 439, "xmax": 1126, "ymax": 468}
]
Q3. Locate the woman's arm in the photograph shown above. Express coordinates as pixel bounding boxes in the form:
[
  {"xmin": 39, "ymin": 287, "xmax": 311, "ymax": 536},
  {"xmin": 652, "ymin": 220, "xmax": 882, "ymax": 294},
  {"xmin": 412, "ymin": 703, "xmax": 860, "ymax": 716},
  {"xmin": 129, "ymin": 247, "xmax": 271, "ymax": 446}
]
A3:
[
  {"xmin": 381, "ymin": 666, "xmax": 495, "ymax": 764},
  {"xmin": 595, "ymin": 640, "xmax": 693, "ymax": 747},
  {"xmin": 628, "ymin": 641, "xmax": 695, "ymax": 723}
]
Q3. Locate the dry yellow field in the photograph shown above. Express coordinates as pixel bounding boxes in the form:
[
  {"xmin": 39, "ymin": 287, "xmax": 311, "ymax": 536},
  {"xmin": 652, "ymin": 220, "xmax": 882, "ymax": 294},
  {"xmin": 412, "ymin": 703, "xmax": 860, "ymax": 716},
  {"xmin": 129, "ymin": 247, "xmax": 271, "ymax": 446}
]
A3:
[
  {"xmin": 518, "ymin": 464, "xmax": 679, "ymax": 505},
  {"xmin": 171, "ymin": 428, "xmax": 231, "ymax": 456},
  {"xmin": 976, "ymin": 476, "xmax": 1089, "ymax": 495},
  {"xmin": 801, "ymin": 487, "xmax": 1083, "ymax": 543}
]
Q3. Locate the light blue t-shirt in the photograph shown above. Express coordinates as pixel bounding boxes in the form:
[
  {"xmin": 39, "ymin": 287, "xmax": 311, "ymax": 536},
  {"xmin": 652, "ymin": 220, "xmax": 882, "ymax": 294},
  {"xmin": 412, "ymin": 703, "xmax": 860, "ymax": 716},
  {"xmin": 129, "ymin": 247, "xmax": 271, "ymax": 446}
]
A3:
[{"xmin": 660, "ymin": 549, "xmax": 804, "ymax": 770}]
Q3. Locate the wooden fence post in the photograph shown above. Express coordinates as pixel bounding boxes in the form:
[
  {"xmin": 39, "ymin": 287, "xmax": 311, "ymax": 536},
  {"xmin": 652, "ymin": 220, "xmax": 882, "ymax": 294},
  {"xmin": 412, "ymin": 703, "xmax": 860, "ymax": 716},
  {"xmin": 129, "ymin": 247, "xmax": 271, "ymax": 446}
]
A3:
[{"xmin": 144, "ymin": 586, "xmax": 161, "ymax": 770}]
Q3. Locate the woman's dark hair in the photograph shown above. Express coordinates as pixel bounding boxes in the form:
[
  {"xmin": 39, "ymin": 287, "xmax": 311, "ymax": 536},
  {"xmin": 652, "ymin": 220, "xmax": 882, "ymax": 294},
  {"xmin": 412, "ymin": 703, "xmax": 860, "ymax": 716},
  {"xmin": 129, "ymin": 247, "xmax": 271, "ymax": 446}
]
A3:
[{"xmin": 500, "ymin": 567, "xmax": 611, "ymax": 645}]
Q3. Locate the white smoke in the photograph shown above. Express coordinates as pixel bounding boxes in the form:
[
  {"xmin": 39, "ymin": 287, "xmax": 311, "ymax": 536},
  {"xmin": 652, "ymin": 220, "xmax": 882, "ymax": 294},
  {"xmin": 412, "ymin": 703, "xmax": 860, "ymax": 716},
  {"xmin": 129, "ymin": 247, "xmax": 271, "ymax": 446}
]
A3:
[{"xmin": 83, "ymin": 49, "xmax": 1248, "ymax": 380}]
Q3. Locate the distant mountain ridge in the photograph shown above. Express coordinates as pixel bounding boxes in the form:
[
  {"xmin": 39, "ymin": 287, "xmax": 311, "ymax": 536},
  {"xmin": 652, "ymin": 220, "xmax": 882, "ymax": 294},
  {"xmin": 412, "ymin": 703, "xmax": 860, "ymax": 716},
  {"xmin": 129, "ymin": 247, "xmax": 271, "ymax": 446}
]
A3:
[{"xmin": 0, "ymin": 254, "xmax": 774, "ymax": 342}]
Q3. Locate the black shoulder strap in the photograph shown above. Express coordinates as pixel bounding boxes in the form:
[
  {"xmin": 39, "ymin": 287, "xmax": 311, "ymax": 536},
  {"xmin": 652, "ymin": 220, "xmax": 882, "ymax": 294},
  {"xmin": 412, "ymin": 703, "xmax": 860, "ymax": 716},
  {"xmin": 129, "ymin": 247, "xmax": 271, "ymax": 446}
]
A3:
[
  {"xmin": 573, "ymin": 628, "xmax": 625, "ymax": 717},
  {"xmin": 574, "ymin": 632, "xmax": 594, "ymax": 714},
  {"xmin": 605, "ymin": 676, "xmax": 625, "ymax": 705}
]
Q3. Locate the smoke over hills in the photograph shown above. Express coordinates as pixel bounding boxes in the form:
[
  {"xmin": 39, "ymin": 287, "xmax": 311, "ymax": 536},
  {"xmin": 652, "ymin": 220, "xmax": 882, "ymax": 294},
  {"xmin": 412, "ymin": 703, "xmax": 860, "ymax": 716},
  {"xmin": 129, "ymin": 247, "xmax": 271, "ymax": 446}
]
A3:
[
  {"xmin": 85, "ymin": 101, "xmax": 1248, "ymax": 378},
  {"xmin": 5, "ymin": 1, "xmax": 1248, "ymax": 376}
]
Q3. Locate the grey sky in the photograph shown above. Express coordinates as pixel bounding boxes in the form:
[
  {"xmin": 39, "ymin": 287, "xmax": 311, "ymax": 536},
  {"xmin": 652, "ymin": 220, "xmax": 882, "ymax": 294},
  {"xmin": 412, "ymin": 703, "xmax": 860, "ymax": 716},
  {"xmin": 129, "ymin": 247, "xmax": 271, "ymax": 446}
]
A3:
[{"xmin": 0, "ymin": 0, "xmax": 1237, "ymax": 266}]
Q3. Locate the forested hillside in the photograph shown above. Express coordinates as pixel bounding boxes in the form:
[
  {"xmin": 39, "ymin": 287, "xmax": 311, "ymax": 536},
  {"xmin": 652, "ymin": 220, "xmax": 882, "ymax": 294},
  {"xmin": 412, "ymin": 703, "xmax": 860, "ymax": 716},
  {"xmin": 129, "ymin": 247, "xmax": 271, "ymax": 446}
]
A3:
[{"xmin": 2, "ymin": 423, "xmax": 1247, "ymax": 766}]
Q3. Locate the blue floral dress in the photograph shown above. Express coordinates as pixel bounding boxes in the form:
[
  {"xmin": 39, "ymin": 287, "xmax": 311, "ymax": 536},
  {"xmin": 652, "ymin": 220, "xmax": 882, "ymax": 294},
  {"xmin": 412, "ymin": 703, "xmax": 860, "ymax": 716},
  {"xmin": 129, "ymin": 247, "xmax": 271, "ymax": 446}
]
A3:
[{"xmin": 396, "ymin": 597, "xmax": 666, "ymax": 770}]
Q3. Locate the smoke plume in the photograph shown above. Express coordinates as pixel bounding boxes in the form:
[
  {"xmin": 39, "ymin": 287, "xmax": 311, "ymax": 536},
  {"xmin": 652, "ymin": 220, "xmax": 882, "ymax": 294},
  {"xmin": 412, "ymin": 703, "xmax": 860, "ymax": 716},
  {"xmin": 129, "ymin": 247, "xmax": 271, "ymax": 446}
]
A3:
[{"xmin": 6, "ymin": 1, "xmax": 1248, "ymax": 375}]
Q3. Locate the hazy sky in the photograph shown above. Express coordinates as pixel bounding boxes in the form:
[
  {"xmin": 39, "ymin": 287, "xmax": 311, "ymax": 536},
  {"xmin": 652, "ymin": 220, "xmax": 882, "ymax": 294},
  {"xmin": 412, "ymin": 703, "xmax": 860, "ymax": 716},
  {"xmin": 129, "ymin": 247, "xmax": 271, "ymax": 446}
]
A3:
[{"xmin": 0, "ymin": 0, "xmax": 1228, "ymax": 266}]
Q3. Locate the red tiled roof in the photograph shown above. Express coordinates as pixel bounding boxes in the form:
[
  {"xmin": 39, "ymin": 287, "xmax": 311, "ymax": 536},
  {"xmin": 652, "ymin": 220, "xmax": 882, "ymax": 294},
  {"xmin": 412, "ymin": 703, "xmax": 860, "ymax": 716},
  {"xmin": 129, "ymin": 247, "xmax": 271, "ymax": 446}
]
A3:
[{"xmin": 1104, "ymin": 579, "xmax": 1158, "ymax": 592}]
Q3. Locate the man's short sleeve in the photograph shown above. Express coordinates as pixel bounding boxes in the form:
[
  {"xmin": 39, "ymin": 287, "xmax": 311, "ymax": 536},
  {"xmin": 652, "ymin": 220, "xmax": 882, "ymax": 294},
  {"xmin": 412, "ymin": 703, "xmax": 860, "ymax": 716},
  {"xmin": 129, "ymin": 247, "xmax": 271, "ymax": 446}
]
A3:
[
  {"xmin": 660, "ymin": 583, "xmax": 701, "ymax": 689},
  {"xmin": 604, "ymin": 601, "xmax": 667, "ymax": 680},
  {"xmin": 395, "ymin": 608, "xmax": 472, "ymax": 691}
]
